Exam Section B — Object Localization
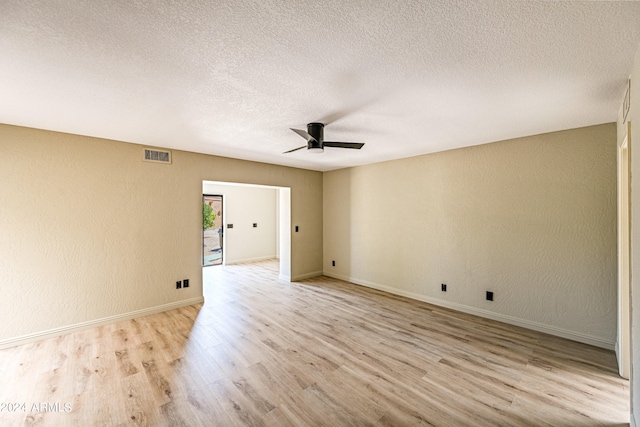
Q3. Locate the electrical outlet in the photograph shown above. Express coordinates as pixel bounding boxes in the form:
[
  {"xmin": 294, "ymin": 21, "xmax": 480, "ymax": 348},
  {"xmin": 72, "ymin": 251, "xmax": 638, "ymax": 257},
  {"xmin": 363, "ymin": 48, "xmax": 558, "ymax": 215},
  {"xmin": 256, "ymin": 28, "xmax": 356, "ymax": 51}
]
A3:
[
  {"xmin": 183, "ymin": 279, "xmax": 189, "ymax": 288},
  {"xmin": 332, "ymin": 260, "xmax": 335, "ymax": 267},
  {"xmin": 441, "ymin": 283, "xmax": 446, "ymax": 292},
  {"xmin": 253, "ymin": 223, "xmax": 257, "ymax": 228},
  {"xmin": 176, "ymin": 280, "xmax": 182, "ymax": 289},
  {"xmin": 486, "ymin": 291, "xmax": 493, "ymax": 301}
]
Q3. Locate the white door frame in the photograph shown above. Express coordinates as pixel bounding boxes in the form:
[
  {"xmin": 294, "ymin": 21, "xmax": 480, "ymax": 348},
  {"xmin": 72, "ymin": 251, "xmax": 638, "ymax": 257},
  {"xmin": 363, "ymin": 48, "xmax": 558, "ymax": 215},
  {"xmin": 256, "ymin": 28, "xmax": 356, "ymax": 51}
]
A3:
[{"xmin": 618, "ymin": 121, "xmax": 632, "ymax": 379}]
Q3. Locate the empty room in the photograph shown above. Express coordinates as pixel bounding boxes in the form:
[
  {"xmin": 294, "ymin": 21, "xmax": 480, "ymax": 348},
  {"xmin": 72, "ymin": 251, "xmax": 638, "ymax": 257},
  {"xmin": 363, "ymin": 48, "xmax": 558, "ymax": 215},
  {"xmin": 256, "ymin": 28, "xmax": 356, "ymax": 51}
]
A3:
[{"xmin": 1, "ymin": 1, "xmax": 640, "ymax": 426}]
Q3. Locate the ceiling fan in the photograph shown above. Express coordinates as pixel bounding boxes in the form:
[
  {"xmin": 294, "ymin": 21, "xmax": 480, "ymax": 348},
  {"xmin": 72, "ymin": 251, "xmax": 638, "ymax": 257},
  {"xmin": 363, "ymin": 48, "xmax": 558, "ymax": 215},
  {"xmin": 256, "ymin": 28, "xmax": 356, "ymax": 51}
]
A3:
[{"xmin": 284, "ymin": 122, "xmax": 364, "ymax": 153}]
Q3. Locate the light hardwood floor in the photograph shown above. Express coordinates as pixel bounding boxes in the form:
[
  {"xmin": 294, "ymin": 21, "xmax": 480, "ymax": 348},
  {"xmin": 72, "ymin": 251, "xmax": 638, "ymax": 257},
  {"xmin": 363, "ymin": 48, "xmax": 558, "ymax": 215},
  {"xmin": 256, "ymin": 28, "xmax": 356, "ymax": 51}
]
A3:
[{"xmin": 0, "ymin": 260, "xmax": 629, "ymax": 426}]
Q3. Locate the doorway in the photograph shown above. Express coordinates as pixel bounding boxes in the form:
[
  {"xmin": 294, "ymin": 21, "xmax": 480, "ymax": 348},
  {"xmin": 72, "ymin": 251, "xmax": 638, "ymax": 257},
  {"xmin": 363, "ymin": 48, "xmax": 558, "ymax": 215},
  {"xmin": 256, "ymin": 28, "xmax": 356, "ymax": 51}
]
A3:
[
  {"xmin": 201, "ymin": 181, "xmax": 291, "ymax": 280},
  {"xmin": 203, "ymin": 194, "xmax": 223, "ymax": 266}
]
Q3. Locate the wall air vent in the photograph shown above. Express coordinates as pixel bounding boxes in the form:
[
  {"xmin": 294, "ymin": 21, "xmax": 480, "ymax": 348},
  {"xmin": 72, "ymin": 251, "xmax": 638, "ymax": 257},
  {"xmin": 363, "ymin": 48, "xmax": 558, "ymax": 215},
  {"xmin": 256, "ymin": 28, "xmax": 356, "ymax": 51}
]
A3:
[{"xmin": 143, "ymin": 148, "xmax": 172, "ymax": 164}]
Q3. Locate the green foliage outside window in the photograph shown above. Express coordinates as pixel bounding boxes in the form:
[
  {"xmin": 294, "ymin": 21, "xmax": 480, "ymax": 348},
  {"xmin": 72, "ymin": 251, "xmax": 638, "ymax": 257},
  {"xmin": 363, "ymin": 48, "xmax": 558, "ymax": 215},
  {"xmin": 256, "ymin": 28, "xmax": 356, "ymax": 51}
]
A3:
[{"xmin": 203, "ymin": 202, "xmax": 217, "ymax": 230}]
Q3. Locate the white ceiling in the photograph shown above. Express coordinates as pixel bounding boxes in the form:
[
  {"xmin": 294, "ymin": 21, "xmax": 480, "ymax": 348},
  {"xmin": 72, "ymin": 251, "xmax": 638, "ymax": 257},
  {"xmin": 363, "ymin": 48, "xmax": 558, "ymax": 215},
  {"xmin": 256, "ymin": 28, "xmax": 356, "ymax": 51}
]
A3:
[{"xmin": 1, "ymin": 1, "xmax": 640, "ymax": 172}]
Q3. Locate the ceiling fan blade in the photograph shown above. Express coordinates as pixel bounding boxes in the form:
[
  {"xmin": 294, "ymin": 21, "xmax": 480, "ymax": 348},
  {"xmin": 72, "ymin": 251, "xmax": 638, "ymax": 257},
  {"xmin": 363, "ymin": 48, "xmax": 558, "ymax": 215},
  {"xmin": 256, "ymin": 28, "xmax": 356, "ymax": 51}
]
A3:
[
  {"xmin": 283, "ymin": 145, "xmax": 307, "ymax": 154},
  {"xmin": 323, "ymin": 141, "xmax": 365, "ymax": 150},
  {"xmin": 317, "ymin": 109, "xmax": 352, "ymax": 126},
  {"xmin": 290, "ymin": 128, "xmax": 316, "ymax": 142},
  {"xmin": 317, "ymin": 92, "xmax": 387, "ymax": 125}
]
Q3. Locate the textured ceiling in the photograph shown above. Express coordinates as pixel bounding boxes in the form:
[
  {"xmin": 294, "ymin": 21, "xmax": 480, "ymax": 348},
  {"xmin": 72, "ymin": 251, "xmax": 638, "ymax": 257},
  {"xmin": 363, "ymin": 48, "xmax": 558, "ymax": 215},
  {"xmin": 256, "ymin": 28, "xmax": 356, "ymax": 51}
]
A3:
[{"xmin": 1, "ymin": 1, "xmax": 640, "ymax": 171}]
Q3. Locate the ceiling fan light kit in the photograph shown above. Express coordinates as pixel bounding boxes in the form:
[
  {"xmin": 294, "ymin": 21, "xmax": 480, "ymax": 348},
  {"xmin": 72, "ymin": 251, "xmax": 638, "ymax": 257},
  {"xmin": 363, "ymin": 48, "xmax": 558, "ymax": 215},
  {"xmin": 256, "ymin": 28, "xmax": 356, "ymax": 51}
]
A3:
[{"xmin": 285, "ymin": 122, "xmax": 364, "ymax": 154}]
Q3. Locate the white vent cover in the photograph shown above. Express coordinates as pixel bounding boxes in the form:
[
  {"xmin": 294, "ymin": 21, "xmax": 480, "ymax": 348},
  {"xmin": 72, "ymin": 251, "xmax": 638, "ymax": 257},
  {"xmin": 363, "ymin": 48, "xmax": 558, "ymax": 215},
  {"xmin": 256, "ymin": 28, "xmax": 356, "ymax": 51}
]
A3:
[{"xmin": 143, "ymin": 148, "xmax": 172, "ymax": 164}]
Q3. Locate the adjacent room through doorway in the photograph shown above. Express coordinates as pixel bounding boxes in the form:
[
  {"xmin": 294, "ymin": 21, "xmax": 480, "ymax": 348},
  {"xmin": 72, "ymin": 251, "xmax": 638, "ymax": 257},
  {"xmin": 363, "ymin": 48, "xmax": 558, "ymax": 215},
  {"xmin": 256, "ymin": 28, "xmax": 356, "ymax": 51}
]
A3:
[{"xmin": 201, "ymin": 180, "xmax": 292, "ymax": 282}]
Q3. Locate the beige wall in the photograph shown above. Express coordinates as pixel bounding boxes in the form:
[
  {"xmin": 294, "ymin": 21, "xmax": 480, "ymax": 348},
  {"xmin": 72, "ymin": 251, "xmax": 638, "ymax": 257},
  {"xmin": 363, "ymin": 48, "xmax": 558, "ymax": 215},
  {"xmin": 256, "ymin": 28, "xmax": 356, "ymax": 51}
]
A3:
[
  {"xmin": 0, "ymin": 124, "xmax": 322, "ymax": 345},
  {"xmin": 324, "ymin": 123, "xmax": 617, "ymax": 348}
]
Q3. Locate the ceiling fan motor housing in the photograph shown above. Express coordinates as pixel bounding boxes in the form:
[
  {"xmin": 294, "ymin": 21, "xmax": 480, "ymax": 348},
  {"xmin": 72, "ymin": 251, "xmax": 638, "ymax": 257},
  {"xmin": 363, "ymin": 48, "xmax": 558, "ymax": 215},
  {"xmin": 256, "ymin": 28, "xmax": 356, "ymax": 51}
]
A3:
[{"xmin": 307, "ymin": 122, "xmax": 324, "ymax": 150}]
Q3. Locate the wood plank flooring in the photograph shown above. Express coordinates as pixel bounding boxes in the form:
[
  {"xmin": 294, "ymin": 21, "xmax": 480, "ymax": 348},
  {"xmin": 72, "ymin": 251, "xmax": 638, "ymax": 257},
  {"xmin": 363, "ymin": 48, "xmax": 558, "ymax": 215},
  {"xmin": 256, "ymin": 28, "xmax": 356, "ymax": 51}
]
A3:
[{"xmin": 0, "ymin": 260, "xmax": 629, "ymax": 426}]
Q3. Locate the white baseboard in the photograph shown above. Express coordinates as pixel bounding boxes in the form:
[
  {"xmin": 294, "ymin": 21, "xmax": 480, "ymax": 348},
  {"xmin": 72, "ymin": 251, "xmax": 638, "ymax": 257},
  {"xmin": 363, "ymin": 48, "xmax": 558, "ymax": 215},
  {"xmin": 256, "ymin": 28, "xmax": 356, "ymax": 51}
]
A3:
[
  {"xmin": 225, "ymin": 255, "xmax": 277, "ymax": 265},
  {"xmin": 324, "ymin": 272, "xmax": 615, "ymax": 350},
  {"xmin": 292, "ymin": 270, "xmax": 323, "ymax": 281},
  {"xmin": 0, "ymin": 297, "xmax": 205, "ymax": 350}
]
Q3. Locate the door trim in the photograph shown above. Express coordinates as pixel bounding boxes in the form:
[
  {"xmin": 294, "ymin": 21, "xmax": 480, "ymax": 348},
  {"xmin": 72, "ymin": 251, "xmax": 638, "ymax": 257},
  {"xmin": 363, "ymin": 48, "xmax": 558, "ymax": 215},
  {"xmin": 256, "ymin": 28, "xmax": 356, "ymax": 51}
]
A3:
[{"xmin": 617, "ymin": 121, "xmax": 631, "ymax": 379}]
